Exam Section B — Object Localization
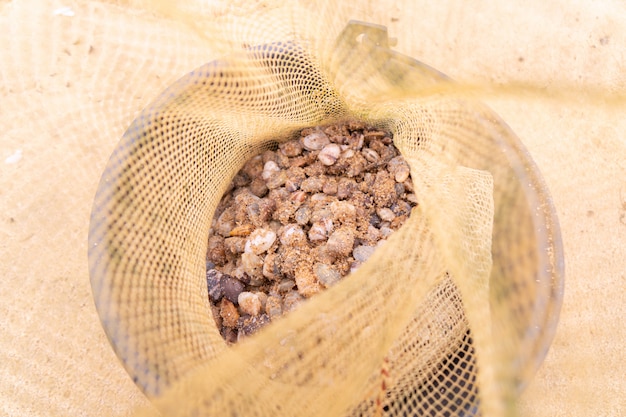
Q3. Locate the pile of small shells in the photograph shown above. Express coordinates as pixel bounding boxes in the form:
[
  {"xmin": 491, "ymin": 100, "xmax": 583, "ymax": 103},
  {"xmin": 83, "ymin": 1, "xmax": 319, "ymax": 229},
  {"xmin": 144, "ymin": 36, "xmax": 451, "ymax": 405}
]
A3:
[{"xmin": 206, "ymin": 120, "xmax": 417, "ymax": 343}]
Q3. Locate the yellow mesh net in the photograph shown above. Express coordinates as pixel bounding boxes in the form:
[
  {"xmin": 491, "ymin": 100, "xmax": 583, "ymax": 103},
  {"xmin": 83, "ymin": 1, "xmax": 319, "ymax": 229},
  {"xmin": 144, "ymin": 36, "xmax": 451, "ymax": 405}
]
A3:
[
  {"xmin": 87, "ymin": 4, "xmax": 563, "ymax": 416},
  {"xmin": 9, "ymin": 1, "xmax": 626, "ymax": 417}
]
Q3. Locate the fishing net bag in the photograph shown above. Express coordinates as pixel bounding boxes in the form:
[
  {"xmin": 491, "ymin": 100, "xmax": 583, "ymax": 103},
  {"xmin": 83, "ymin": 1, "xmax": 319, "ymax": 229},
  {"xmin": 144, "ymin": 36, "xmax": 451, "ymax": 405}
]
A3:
[{"xmin": 88, "ymin": 9, "xmax": 563, "ymax": 417}]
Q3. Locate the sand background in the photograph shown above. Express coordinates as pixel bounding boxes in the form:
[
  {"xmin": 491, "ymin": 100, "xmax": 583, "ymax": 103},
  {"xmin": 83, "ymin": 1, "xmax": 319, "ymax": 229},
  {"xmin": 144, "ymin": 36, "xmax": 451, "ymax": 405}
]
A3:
[{"xmin": 1, "ymin": 0, "xmax": 624, "ymax": 416}]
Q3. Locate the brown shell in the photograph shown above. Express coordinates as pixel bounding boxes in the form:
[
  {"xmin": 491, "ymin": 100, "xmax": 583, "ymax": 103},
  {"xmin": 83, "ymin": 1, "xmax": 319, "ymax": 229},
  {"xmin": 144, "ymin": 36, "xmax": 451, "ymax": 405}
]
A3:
[{"xmin": 228, "ymin": 224, "xmax": 255, "ymax": 237}]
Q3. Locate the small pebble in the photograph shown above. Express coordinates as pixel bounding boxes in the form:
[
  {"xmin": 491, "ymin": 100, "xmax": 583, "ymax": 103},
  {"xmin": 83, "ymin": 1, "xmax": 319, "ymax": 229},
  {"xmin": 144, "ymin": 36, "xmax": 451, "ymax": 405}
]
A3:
[
  {"xmin": 314, "ymin": 263, "xmax": 342, "ymax": 288},
  {"xmin": 403, "ymin": 179, "xmax": 415, "ymax": 193},
  {"xmin": 330, "ymin": 201, "xmax": 356, "ymax": 224},
  {"xmin": 278, "ymin": 279, "xmax": 296, "ymax": 293},
  {"xmin": 241, "ymin": 252, "xmax": 264, "ymax": 278},
  {"xmin": 336, "ymin": 178, "xmax": 357, "ymax": 199},
  {"xmin": 276, "ymin": 151, "xmax": 290, "ymax": 169},
  {"xmin": 295, "ymin": 266, "xmax": 321, "ymax": 297},
  {"xmin": 233, "ymin": 265, "xmax": 249, "ymax": 283},
  {"xmin": 354, "ymin": 133, "xmax": 365, "ymax": 150},
  {"xmin": 222, "ymin": 275, "xmax": 245, "ymax": 304},
  {"xmin": 249, "ymin": 177, "xmax": 269, "ymax": 197},
  {"xmin": 310, "ymin": 192, "xmax": 334, "ymax": 204},
  {"xmin": 280, "ymin": 139, "xmax": 303, "ymax": 157},
  {"xmin": 244, "ymin": 228, "xmax": 276, "ymax": 254},
  {"xmin": 352, "ymin": 245, "xmax": 376, "ymax": 263},
  {"xmin": 326, "ymin": 227, "xmax": 355, "ymax": 257},
  {"xmin": 224, "ymin": 236, "xmax": 246, "ymax": 254},
  {"xmin": 364, "ymin": 130, "xmax": 386, "ymax": 140},
  {"xmin": 247, "ymin": 199, "xmax": 274, "ymax": 226},
  {"xmin": 311, "ymin": 244, "xmax": 335, "ymax": 265},
  {"xmin": 222, "ymin": 327, "xmax": 237, "ymax": 344},
  {"xmin": 318, "ymin": 143, "xmax": 341, "ymax": 166},
  {"xmin": 322, "ymin": 178, "xmax": 338, "ymax": 195},
  {"xmin": 268, "ymin": 220, "xmax": 282, "ymax": 233},
  {"xmin": 294, "ymin": 206, "xmax": 312, "ymax": 225},
  {"xmin": 362, "ymin": 148, "xmax": 380, "ymax": 163},
  {"xmin": 290, "ymin": 190, "xmax": 307, "ymax": 203},
  {"xmin": 310, "ymin": 206, "xmax": 332, "ymax": 224},
  {"xmin": 308, "ymin": 221, "xmax": 328, "ymax": 241},
  {"xmin": 342, "ymin": 149, "xmax": 355, "ymax": 159},
  {"xmin": 300, "ymin": 176, "xmax": 326, "ymax": 193},
  {"xmin": 345, "ymin": 152, "xmax": 367, "ymax": 177},
  {"xmin": 214, "ymin": 209, "xmax": 235, "ymax": 237},
  {"xmin": 279, "ymin": 224, "xmax": 307, "ymax": 246},
  {"xmin": 262, "ymin": 253, "xmax": 280, "ymax": 280},
  {"xmin": 237, "ymin": 314, "xmax": 270, "ymax": 338},
  {"xmin": 220, "ymin": 298, "xmax": 240, "ymax": 328},
  {"xmin": 207, "ymin": 235, "xmax": 227, "ymax": 266},
  {"xmin": 380, "ymin": 226, "xmax": 394, "ymax": 238},
  {"xmin": 391, "ymin": 200, "xmax": 412, "ymax": 216},
  {"xmin": 266, "ymin": 170, "xmax": 288, "ymax": 189},
  {"xmin": 283, "ymin": 290, "xmax": 304, "ymax": 312},
  {"xmin": 372, "ymin": 171, "xmax": 396, "ymax": 207},
  {"xmin": 376, "ymin": 207, "xmax": 396, "ymax": 222},
  {"xmin": 232, "ymin": 173, "xmax": 250, "ymax": 188},
  {"xmin": 388, "ymin": 156, "xmax": 410, "ymax": 183},
  {"xmin": 265, "ymin": 295, "xmax": 283, "ymax": 319},
  {"xmin": 242, "ymin": 155, "xmax": 264, "ymax": 179},
  {"xmin": 369, "ymin": 139, "xmax": 393, "ymax": 161},
  {"xmin": 206, "ymin": 269, "xmax": 224, "ymax": 302},
  {"xmin": 302, "ymin": 132, "xmax": 330, "ymax": 151},
  {"xmin": 262, "ymin": 160, "xmax": 280, "ymax": 181},
  {"xmin": 254, "ymin": 292, "xmax": 268, "ymax": 311},
  {"xmin": 238, "ymin": 292, "xmax": 262, "ymax": 316},
  {"xmin": 369, "ymin": 213, "xmax": 382, "ymax": 228},
  {"xmin": 394, "ymin": 182, "xmax": 405, "ymax": 197},
  {"xmin": 365, "ymin": 225, "xmax": 382, "ymax": 242}
]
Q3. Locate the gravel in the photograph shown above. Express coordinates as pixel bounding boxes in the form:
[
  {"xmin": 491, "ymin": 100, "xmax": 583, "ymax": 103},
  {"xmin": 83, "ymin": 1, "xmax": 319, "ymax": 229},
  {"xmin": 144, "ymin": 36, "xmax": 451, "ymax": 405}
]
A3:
[{"xmin": 206, "ymin": 120, "xmax": 417, "ymax": 343}]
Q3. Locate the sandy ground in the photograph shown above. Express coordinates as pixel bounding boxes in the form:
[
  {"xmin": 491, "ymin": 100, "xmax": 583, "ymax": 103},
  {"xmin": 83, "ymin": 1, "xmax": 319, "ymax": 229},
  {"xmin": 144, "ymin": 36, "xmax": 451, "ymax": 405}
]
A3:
[{"xmin": 0, "ymin": 0, "xmax": 624, "ymax": 416}]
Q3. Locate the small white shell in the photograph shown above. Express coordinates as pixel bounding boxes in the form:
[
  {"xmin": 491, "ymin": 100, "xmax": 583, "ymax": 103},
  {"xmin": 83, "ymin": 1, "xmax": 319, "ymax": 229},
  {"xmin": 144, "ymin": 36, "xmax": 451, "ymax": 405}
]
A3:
[
  {"xmin": 262, "ymin": 253, "xmax": 279, "ymax": 280},
  {"xmin": 279, "ymin": 224, "xmax": 306, "ymax": 246},
  {"xmin": 395, "ymin": 169, "xmax": 410, "ymax": 183},
  {"xmin": 318, "ymin": 143, "xmax": 341, "ymax": 166},
  {"xmin": 341, "ymin": 149, "xmax": 355, "ymax": 159},
  {"xmin": 245, "ymin": 228, "xmax": 276, "ymax": 254},
  {"xmin": 388, "ymin": 156, "xmax": 410, "ymax": 182},
  {"xmin": 355, "ymin": 134, "xmax": 364, "ymax": 150},
  {"xmin": 241, "ymin": 252, "xmax": 263, "ymax": 278},
  {"xmin": 290, "ymin": 190, "xmax": 307, "ymax": 203},
  {"xmin": 308, "ymin": 221, "xmax": 328, "ymax": 241},
  {"xmin": 261, "ymin": 160, "xmax": 280, "ymax": 181},
  {"xmin": 362, "ymin": 148, "xmax": 380, "ymax": 163},
  {"xmin": 406, "ymin": 193, "xmax": 418, "ymax": 204},
  {"xmin": 302, "ymin": 132, "xmax": 330, "ymax": 151}
]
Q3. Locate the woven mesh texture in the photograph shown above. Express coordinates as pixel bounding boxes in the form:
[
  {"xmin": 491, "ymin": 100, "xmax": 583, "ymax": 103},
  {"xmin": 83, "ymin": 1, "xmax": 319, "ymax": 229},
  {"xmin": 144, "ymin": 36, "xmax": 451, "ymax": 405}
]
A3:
[
  {"xmin": 7, "ymin": 1, "xmax": 626, "ymax": 417},
  {"xmin": 86, "ymin": 6, "xmax": 563, "ymax": 416}
]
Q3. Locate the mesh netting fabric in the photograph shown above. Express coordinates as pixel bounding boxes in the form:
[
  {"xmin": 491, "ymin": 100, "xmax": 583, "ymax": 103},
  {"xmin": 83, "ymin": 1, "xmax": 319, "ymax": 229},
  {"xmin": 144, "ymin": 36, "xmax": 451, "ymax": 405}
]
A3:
[
  {"xmin": 7, "ymin": 1, "xmax": 626, "ymax": 416},
  {"xmin": 87, "ymin": 8, "xmax": 563, "ymax": 417}
]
